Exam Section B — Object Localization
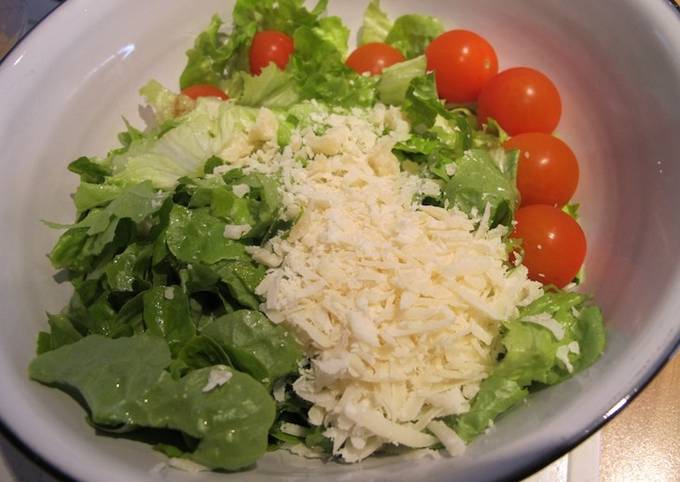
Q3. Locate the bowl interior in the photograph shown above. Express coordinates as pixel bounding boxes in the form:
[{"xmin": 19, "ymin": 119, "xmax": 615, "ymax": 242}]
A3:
[{"xmin": 0, "ymin": 1, "xmax": 679, "ymax": 481}]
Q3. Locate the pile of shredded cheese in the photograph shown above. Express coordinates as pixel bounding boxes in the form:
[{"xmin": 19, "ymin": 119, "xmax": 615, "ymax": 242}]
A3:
[{"xmin": 219, "ymin": 103, "xmax": 543, "ymax": 462}]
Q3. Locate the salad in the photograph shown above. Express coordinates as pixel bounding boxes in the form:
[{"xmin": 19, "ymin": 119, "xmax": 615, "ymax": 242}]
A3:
[{"xmin": 29, "ymin": 0, "xmax": 605, "ymax": 472}]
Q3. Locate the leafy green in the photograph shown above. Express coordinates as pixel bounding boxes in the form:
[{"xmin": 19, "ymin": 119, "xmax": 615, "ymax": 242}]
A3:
[
  {"xmin": 180, "ymin": 0, "xmax": 328, "ymax": 90},
  {"xmin": 377, "ymin": 56, "xmax": 426, "ymax": 106},
  {"xmin": 143, "ymin": 286, "xmax": 195, "ymax": 355},
  {"xmin": 359, "ymin": 0, "xmax": 392, "ymax": 44},
  {"xmin": 453, "ymin": 376, "xmax": 528, "ymax": 443},
  {"xmin": 214, "ymin": 260, "xmax": 265, "ymax": 310},
  {"xmin": 139, "ymin": 80, "xmax": 181, "ymax": 125},
  {"xmin": 385, "ymin": 14, "xmax": 443, "ymax": 59},
  {"xmin": 180, "ymin": 15, "xmax": 234, "ymax": 89},
  {"xmin": 359, "ymin": 0, "xmax": 442, "ymax": 58},
  {"xmin": 202, "ymin": 310, "xmax": 303, "ymax": 384},
  {"xmin": 235, "ymin": 64, "xmax": 300, "ymax": 109},
  {"xmin": 290, "ymin": 26, "xmax": 378, "ymax": 108},
  {"xmin": 443, "ymin": 149, "xmax": 519, "ymax": 227},
  {"xmin": 73, "ymin": 183, "xmax": 122, "ymax": 212},
  {"xmin": 29, "ymin": 335, "xmax": 171, "ymax": 426},
  {"xmin": 105, "ymin": 244, "xmax": 152, "ymax": 292},
  {"xmin": 314, "ymin": 17, "xmax": 350, "ymax": 57},
  {"xmin": 36, "ymin": 314, "xmax": 82, "ymax": 355},
  {"xmin": 68, "ymin": 156, "xmax": 111, "ymax": 184},
  {"xmin": 30, "ymin": 335, "xmax": 275, "ymax": 470},
  {"xmin": 135, "ymin": 367, "xmax": 274, "ymax": 470},
  {"xmin": 166, "ymin": 205, "xmax": 248, "ymax": 265},
  {"xmin": 109, "ymin": 102, "xmax": 258, "ymax": 189},
  {"xmin": 452, "ymin": 291, "xmax": 606, "ymax": 441}
]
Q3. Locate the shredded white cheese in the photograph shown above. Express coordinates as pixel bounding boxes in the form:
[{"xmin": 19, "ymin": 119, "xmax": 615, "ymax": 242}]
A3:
[
  {"xmin": 232, "ymin": 183, "xmax": 250, "ymax": 198},
  {"xmin": 223, "ymin": 224, "xmax": 251, "ymax": 240},
  {"xmin": 228, "ymin": 104, "xmax": 544, "ymax": 462},
  {"xmin": 427, "ymin": 420, "xmax": 466, "ymax": 456},
  {"xmin": 202, "ymin": 366, "xmax": 233, "ymax": 393}
]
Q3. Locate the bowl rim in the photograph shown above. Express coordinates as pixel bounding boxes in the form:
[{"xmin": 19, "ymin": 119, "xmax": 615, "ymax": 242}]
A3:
[{"xmin": 0, "ymin": 1, "xmax": 679, "ymax": 481}]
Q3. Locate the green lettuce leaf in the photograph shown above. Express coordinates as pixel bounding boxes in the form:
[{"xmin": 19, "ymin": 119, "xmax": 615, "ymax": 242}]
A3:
[
  {"xmin": 180, "ymin": 15, "xmax": 235, "ymax": 89},
  {"xmin": 68, "ymin": 156, "xmax": 111, "ymax": 184},
  {"xmin": 359, "ymin": 0, "xmax": 392, "ymax": 44},
  {"xmin": 290, "ymin": 26, "xmax": 378, "ymax": 108},
  {"xmin": 202, "ymin": 310, "xmax": 303, "ymax": 384},
  {"xmin": 234, "ymin": 64, "xmax": 300, "ymax": 109},
  {"xmin": 143, "ymin": 286, "xmax": 195, "ymax": 355},
  {"xmin": 139, "ymin": 80, "xmax": 181, "ymax": 125},
  {"xmin": 385, "ymin": 14, "xmax": 443, "ymax": 59},
  {"xmin": 377, "ymin": 55, "xmax": 426, "ymax": 106},
  {"xmin": 166, "ymin": 205, "xmax": 248, "ymax": 265},
  {"xmin": 30, "ymin": 335, "xmax": 275, "ymax": 471},
  {"xmin": 29, "ymin": 334, "xmax": 171, "ymax": 426},
  {"xmin": 453, "ymin": 291, "xmax": 606, "ymax": 441},
  {"xmin": 36, "ymin": 314, "xmax": 83, "ymax": 355},
  {"xmin": 73, "ymin": 183, "xmax": 122, "ymax": 212},
  {"xmin": 314, "ymin": 16, "xmax": 350, "ymax": 57},
  {"xmin": 443, "ymin": 149, "xmax": 519, "ymax": 227},
  {"xmin": 110, "ymin": 101, "xmax": 258, "ymax": 189},
  {"xmin": 105, "ymin": 243, "xmax": 153, "ymax": 292},
  {"xmin": 180, "ymin": 0, "xmax": 328, "ymax": 89}
]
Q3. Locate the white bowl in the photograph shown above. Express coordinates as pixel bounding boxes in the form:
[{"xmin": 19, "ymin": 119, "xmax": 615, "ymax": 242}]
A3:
[{"xmin": 1, "ymin": 1, "xmax": 679, "ymax": 481}]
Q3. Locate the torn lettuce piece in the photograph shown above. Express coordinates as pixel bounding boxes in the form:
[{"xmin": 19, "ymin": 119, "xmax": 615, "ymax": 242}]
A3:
[
  {"xmin": 110, "ymin": 101, "xmax": 258, "ymax": 189},
  {"xmin": 29, "ymin": 335, "xmax": 275, "ymax": 471},
  {"xmin": 443, "ymin": 149, "xmax": 519, "ymax": 228},
  {"xmin": 359, "ymin": 0, "xmax": 443, "ymax": 58},
  {"xmin": 202, "ymin": 310, "xmax": 303, "ymax": 384},
  {"xmin": 179, "ymin": 0, "xmax": 329, "ymax": 89},
  {"xmin": 452, "ymin": 291, "xmax": 605, "ymax": 441},
  {"xmin": 359, "ymin": 0, "xmax": 392, "ymax": 44},
  {"xmin": 377, "ymin": 56, "xmax": 427, "ymax": 106}
]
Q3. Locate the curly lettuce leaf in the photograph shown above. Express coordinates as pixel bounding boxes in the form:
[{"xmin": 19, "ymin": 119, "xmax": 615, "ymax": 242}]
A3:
[
  {"xmin": 385, "ymin": 14, "xmax": 443, "ymax": 59},
  {"xmin": 377, "ymin": 55, "xmax": 426, "ymax": 106},
  {"xmin": 180, "ymin": 0, "xmax": 328, "ymax": 89},
  {"xmin": 233, "ymin": 64, "xmax": 300, "ymax": 109},
  {"xmin": 110, "ymin": 101, "xmax": 258, "ymax": 189},
  {"xmin": 290, "ymin": 26, "xmax": 378, "ymax": 107},
  {"xmin": 359, "ymin": 0, "xmax": 392, "ymax": 44},
  {"xmin": 313, "ymin": 16, "xmax": 350, "ymax": 57},
  {"xmin": 453, "ymin": 291, "xmax": 605, "ymax": 441}
]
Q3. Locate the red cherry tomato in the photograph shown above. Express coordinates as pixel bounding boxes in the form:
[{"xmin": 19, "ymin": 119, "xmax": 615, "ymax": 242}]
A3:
[
  {"xmin": 249, "ymin": 30, "xmax": 295, "ymax": 75},
  {"xmin": 425, "ymin": 29, "xmax": 498, "ymax": 103},
  {"xmin": 511, "ymin": 205, "xmax": 586, "ymax": 288},
  {"xmin": 346, "ymin": 42, "xmax": 405, "ymax": 76},
  {"xmin": 477, "ymin": 67, "xmax": 562, "ymax": 135},
  {"xmin": 504, "ymin": 133, "xmax": 579, "ymax": 207},
  {"xmin": 180, "ymin": 84, "xmax": 228, "ymax": 100}
]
